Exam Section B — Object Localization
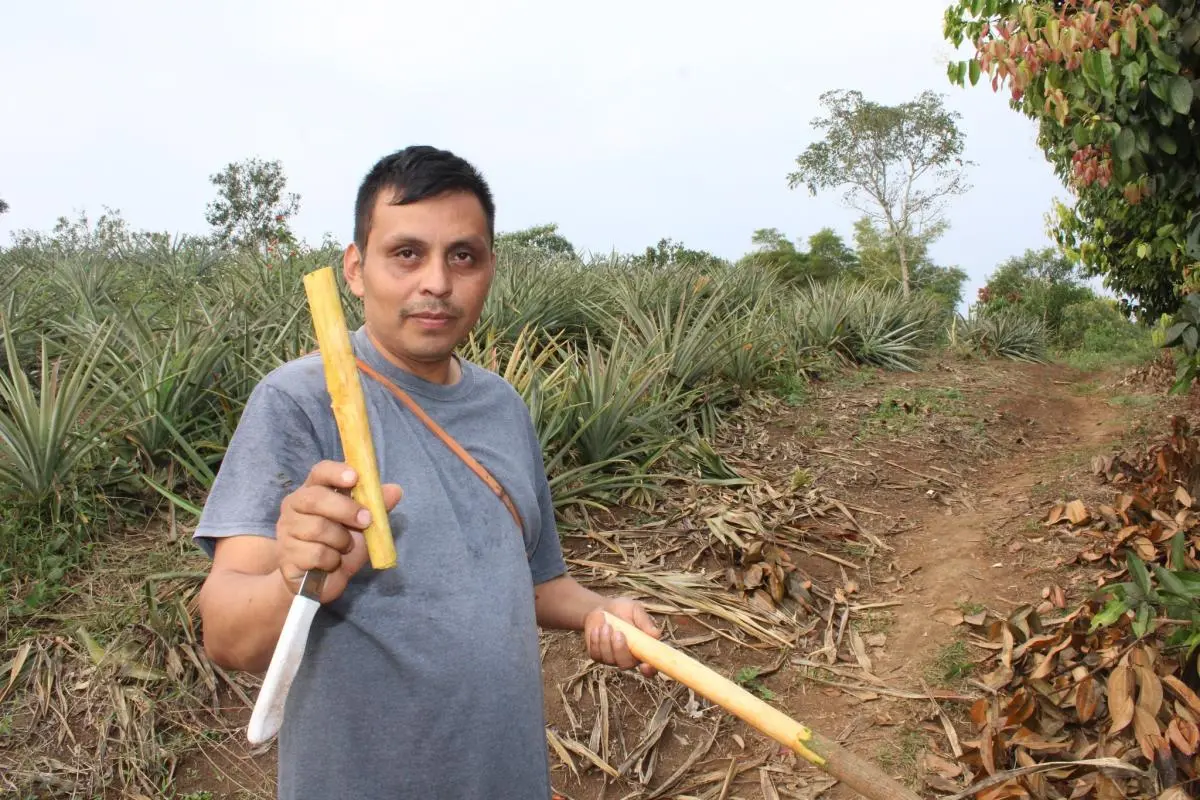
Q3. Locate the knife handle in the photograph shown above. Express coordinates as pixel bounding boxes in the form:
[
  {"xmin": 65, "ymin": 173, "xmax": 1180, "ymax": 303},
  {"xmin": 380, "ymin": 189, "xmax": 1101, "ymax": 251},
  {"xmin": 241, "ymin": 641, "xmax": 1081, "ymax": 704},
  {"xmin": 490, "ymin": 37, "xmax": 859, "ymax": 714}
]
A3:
[{"xmin": 303, "ymin": 266, "xmax": 397, "ymax": 570}]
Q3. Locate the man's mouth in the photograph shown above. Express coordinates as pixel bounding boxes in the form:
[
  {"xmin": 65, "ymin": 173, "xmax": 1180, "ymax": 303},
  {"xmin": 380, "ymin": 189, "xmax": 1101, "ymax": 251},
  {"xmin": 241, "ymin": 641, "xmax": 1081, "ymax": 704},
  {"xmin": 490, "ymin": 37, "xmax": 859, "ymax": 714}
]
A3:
[{"xmin": 406, "ymin": 310, "xmax": 458, "ymax": 328}]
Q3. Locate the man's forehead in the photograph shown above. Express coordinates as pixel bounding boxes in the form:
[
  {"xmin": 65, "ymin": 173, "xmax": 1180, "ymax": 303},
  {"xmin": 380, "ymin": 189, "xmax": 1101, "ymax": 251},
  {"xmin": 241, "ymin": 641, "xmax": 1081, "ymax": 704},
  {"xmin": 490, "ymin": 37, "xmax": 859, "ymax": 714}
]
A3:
[{"xmin": 371, "ymin": 190, "xmax": 486, "ymax": 225}]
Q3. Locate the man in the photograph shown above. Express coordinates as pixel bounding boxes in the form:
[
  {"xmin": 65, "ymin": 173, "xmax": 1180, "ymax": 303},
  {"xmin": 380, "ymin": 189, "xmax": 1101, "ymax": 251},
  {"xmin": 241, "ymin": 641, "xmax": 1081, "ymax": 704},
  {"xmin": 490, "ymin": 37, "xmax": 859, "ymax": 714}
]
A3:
[{"xmin": 194, "ymin": 145, "xmax": 662, "ymax": 799}]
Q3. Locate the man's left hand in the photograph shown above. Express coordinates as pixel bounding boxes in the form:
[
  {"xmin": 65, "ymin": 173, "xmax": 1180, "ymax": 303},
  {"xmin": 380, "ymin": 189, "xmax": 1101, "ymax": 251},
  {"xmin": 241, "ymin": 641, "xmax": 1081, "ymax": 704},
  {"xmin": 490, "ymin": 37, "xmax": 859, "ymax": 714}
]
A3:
[{"xmin": 583, "ymin": 597, "xmax": 661, "ymax": 677}]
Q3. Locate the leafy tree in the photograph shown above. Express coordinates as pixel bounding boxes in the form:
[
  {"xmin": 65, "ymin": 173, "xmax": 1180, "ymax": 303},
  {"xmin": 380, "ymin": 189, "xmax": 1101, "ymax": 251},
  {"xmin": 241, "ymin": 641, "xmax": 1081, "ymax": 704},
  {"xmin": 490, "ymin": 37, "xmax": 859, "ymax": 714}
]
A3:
[
  {"xmin": 742, "ymin": 228, "xmax": 809, "ymax": 283},
  {"xmin": 741, "ymin": 227, "xmax": 859, "ymax": 285},
  {"xmin": 852, "ymin": 218, "xmax": 968, "ymax": 310},
  {"xmin": 944, "ymin": 0, "xmax": 1200, "ymax": 320},
  {"xmin": 787, "ymin": 89, "xmax": 972, "ymax": 297},
  {"xmin": 204, "ymin": 158, "xmax": 300, "ymax": 254},
  {"xmin": 495, "ymin": 223, "xmax": 577, "ymax": 258},
  {"xmin": 0, "ymin": 198, "xmax": 9, "ymax": 215},
  {"xmin": 806, "ymin": 227, "xmax": 860, "ymax": 280},
  {"xmin": 632, "ymin": 238, "xmax": 729, "ymax": 271},
  {"xmin": 977, "ymin": 247, "xmax": 1096, "ymax": 332}
]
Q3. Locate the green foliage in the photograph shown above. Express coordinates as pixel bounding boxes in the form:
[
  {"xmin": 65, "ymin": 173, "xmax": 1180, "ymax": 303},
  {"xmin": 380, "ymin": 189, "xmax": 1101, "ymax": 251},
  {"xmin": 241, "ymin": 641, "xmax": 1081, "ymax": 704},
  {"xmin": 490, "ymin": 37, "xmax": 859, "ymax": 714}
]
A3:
[
  {"xmin": 495, "ymin": 223, "xmax": 576, "ymax": 258},
  {"xmin": 953, "ymin": 307, "xmax": 1049, "ymax": 363},
  {"xmin": 944, "ymin": 0, "xmax": 1200, "ymax": 321},
  {"xmin": 1057, "ymin": 296, "xmax": 1147, "ymax": 351},
  {"xmin": 0, "ymin": 205, "xmax": 954, "ymax": 603},
  {"xmin": 1090, "ymin": 550, "xmax": 1200, "ymax": 658},
  {"xmin": 851, "ymin": 218, "xmax": 968, "ymax": 311},
  {"xmin": 630, "ymin": 238, "xmax": 729, "ymax": 272},
  {"xmin": 977, "ymin": 247, "xmax": 1096, "ymax": 334},
  {"xmin": 789, "ymin": 279, "xmax": 944, "ymax": 371},
  {"xmin": 741, "ymin": 227, "xmax": 859, "ymax": 285},
  {"xmin": 787, "ymin": 89, "xmax": 972, "ymax": 297},
  {"xmin": 204, "ymin": 157, "xmax": 301, "ymax": 255},
  {"xmin": 1163, "ymin": 292, "xmax": 1200, "ymax": 392}
]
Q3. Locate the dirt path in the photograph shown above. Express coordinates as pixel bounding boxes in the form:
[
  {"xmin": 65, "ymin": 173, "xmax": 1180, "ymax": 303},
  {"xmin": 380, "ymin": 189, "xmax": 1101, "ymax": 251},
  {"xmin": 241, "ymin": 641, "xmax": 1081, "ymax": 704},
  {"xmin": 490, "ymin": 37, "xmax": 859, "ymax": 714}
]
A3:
[
  {"xmin": 874, "ymin": 373, "xmax": 1126, "ymax": 691},
  {"xmin": 537, "ymin": 359, "xmax": 1159, "ymax": 800}
]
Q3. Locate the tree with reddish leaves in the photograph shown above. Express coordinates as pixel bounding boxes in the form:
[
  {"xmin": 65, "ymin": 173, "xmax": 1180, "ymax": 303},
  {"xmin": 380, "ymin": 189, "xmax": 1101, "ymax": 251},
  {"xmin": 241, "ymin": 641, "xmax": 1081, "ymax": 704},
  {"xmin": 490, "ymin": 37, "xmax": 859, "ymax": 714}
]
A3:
[{"xmin": 944, "ymin": 0, "xmax": 1200, "ymax": 322}]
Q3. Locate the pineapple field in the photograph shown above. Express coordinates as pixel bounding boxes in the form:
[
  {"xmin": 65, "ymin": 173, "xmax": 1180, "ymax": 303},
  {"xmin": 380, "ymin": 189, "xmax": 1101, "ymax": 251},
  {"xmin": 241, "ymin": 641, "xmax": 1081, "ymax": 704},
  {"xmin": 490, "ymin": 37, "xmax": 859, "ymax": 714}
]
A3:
[
  {"xmin": 7, "ymin": 0, "xmax": 1200, "ymax": 794},
  {"xmin": 2, "ymin": 214, "xmax": 1190, "ymax": 800},
  {"xmin": 4, "ymin": 216, "xmax": 1199, "ymax": 800}
]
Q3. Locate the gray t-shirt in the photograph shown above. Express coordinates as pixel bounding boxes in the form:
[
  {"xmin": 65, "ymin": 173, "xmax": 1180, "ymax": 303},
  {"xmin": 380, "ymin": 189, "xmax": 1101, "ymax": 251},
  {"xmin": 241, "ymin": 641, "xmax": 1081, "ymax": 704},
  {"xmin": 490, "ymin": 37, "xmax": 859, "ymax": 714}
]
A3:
[{"xmin": 194, "ymin": 325, "xmax": 568, "ymax": 799}]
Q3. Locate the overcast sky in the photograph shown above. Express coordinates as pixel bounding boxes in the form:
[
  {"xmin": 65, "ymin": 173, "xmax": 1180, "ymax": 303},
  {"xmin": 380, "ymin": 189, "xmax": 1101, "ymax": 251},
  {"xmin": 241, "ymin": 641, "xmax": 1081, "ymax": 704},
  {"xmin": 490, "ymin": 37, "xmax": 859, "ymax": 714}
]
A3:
[{"xmin": 1, "ymin": 0, "xmax": 1071, "ymax": 305}]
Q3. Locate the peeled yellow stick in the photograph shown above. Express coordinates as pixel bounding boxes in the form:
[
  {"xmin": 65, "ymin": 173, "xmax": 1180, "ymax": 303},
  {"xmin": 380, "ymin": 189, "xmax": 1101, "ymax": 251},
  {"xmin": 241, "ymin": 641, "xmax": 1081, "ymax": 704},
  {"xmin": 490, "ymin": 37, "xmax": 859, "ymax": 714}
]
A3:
[
  {"xmin": 603, "ymin": 612, "xmax": 922, "ymax": 800},
  {"xmin": 302, "ymin": 266, "xmax": 396, "ymax": 569}
]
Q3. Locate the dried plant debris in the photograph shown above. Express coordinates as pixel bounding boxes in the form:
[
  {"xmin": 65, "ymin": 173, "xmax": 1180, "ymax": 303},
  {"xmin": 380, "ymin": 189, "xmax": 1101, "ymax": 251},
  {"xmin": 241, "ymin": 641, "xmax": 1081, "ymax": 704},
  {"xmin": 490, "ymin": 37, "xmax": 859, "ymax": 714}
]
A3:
[{"xmin": 935, "ymin": 417, "xmax": 1200, "ymax": 799}]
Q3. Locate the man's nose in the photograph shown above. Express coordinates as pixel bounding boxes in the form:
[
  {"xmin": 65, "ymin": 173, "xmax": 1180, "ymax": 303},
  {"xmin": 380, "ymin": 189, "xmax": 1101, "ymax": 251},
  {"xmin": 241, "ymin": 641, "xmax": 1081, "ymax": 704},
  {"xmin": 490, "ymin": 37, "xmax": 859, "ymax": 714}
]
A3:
[{"xmin": 418, "ymin": 260, "xmax": 452, "ymax": 297}]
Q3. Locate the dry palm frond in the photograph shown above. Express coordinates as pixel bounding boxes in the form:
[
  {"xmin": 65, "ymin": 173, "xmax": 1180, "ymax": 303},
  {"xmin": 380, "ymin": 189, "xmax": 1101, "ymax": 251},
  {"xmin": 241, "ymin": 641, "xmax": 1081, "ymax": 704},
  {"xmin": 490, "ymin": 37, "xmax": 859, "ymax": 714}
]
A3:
[{"xmin": 569, "ymin": 562, "xmax": 801, "ymax": 648}]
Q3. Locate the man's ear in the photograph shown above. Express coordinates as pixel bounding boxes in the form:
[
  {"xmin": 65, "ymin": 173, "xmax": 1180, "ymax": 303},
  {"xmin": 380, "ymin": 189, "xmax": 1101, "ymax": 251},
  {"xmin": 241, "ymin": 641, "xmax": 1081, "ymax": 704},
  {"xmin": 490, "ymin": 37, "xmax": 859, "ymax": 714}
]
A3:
[{"xmin": 343, "ymin": 243, "xmax": 365, "ymax": 298}]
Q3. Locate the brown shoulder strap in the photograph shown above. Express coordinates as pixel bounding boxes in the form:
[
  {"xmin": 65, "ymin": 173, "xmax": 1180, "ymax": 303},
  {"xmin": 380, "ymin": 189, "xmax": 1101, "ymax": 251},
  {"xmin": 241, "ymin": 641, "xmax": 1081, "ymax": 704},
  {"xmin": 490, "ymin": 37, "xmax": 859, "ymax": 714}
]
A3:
[{"xmin": 354, "ymin": 357, "xmax": 526, "ymax": 537}]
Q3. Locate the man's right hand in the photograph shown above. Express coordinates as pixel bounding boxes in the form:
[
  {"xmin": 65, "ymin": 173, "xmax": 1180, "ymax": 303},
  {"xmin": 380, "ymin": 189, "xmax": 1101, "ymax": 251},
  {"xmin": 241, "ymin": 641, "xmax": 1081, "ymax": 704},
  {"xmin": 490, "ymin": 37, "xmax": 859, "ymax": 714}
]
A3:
[{"xmin": 275, "ymin": 460, "xmax": 403, "ymax": 602}]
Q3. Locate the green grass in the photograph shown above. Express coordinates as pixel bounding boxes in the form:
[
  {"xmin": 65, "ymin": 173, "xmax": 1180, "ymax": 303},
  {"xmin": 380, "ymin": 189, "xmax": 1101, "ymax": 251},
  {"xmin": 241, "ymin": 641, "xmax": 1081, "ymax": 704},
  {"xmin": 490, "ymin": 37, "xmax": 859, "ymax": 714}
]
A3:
[
  {"xmin": 877, "ymin": 725, "xmax": 926, "ymax": 775},
  {"xmin": 956, "ymin": 600, "xmax": 985, "ymax": 616},
  {"xmin": 928, "ymin": 640, "xmax": 975, "ymax": 685},
  {"xmin": 733, "ymin": 666, "xmax": 776, "ymax": 700},
  {"xmin": 864, "ymin": 386, "xmax": 967, "ymax": 434},
  {"xmin": 1107, "ymin": 394, "xmax": 1157, "ymax": 408},
  {"xmin": 772, "ymin": 370, "xmax": 811, "ymax": 406}
]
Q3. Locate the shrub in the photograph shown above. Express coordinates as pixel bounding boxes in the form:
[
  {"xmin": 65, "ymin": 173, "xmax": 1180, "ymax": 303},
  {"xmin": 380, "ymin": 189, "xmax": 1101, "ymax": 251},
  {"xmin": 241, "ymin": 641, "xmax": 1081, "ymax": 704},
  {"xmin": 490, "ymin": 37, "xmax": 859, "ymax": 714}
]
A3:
[{"xmin": 954, "ymin": 307, "xmax": 1048, "ymax": 363}]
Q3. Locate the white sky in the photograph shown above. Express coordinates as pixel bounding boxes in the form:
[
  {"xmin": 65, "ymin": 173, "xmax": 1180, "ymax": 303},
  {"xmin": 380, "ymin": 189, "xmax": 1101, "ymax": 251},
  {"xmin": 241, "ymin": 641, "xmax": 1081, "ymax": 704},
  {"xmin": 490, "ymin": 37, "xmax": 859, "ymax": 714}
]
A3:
[{"xmin": 1, "ymin": 0, "xmax": 1070, "ymax": 305}]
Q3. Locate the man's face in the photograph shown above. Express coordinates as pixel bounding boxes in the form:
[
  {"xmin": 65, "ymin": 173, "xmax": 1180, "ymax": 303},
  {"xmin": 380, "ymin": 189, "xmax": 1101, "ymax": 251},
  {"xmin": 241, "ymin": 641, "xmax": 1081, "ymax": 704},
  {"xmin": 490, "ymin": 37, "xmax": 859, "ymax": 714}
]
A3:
[{"xmin": 343, "ymin": 189, "xmax": 494, "ymax": 375}]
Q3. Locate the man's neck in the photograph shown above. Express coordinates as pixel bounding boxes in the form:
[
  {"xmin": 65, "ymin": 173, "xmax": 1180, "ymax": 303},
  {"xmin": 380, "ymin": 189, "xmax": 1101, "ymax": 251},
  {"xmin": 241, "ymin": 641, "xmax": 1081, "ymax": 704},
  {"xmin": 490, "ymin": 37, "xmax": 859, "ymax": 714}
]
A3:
[{"xmin": 365, "ymin": 327, "xmax": 461, "ymax": 386}]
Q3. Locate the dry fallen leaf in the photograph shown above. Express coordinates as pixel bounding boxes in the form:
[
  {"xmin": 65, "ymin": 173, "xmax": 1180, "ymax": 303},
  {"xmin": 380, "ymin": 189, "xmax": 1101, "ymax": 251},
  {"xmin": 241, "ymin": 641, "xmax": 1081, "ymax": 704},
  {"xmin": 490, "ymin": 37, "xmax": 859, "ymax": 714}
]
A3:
[
  {"xmin": 1174, "ymin": 485, "xmax": 1193, "ymax": 508},
  {"xmin": 1065, "ymin": 499, "xmax": 1090, "ymax": 525},
  {"xmin": 1108, "ymin": 663, "xmax": 1135, "ymax": 735},
  {"xmin": 921, "ymin": 751, "xmax": 963, "ymax": 778},
  {"xmin": 849, "ymin": 629, "xmax": 873, "ymax": 675},
  {"xmin": 1135, "ymin": 664, "xmax": 1164, "ymax": 717},
  {"xmin": 1133, "ymin": 706, "xmax": 1161, "ymax": 760},
  {"xmin": 933, "ymin": 608, "xmax": 965, "ymax": 626},
  {"xmin": 1168, "ymin": 717, "xmax": 1198, "ymax": 755},
  {"xmin": 1163, "ymin": 675, "xmax": 1200, "ymax": 716},
  {"xmin": 1076, "ymin": 676, "xmax": 1098, "ymax": 723}
]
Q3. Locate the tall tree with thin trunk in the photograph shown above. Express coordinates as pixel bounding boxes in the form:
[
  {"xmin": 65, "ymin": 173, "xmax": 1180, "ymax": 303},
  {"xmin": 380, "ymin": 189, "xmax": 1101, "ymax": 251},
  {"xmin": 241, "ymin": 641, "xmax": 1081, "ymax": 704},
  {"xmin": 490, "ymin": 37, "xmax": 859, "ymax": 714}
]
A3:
[{"xmin": 787, "ymin": 89, "xmax": 972, "ymax": 297}]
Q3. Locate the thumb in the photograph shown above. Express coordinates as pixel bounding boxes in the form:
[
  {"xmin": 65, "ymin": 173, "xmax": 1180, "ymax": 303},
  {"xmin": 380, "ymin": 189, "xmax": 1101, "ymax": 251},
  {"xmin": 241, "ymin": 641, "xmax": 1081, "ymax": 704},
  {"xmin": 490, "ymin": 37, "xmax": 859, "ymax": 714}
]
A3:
[
  {"xmin": 634, "ymin": 605, "xmax": 661, "ymax": 639},
  {"xmin": 382, "ymin": 483, "xmax": 404, "ymax": 511}
]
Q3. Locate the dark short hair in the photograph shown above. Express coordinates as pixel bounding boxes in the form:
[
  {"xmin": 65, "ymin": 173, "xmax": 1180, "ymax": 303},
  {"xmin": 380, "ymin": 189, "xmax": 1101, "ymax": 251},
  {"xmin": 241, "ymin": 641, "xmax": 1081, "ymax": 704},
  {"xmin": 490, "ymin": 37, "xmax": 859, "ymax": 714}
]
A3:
[{"xmin": 353, "ymin": 146, "xmax": 495, "ymax": 252}]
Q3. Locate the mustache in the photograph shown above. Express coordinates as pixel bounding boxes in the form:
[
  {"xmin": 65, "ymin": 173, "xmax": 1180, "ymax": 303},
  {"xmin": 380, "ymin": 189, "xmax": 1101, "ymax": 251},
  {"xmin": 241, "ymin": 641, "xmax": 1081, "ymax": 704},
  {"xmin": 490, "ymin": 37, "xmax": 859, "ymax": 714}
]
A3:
[{"xmin": 400, "ymin": 302, "xmax": 463, "ymax": 319}]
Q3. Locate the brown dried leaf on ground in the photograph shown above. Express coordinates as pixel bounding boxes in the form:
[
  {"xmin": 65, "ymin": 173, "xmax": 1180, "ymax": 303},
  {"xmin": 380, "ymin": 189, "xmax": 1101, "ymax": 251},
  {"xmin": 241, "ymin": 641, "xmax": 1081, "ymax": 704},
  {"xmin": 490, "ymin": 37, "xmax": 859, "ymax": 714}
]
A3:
[{"xmin": 950, "ymin": 417, "xmax": 1200, "ymax": 799}]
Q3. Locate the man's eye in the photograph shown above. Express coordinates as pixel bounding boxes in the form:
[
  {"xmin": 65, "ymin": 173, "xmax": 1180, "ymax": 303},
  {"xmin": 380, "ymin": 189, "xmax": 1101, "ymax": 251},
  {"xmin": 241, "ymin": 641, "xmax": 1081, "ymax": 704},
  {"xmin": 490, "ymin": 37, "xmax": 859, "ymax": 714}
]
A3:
[
  {"xmin": 396, "ymin": 248, "xmax": 417, "ymax": 259},
  {"xmin": 453, "ymin": 250, "xmax": 474, "ymax": 263}
]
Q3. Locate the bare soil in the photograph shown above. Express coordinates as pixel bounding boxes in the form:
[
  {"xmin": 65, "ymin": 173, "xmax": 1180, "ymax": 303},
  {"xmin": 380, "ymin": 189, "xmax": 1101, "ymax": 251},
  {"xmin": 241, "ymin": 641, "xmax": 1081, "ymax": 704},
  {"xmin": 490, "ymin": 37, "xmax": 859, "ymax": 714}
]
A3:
[{"xmin": 155, "ymin": 355, "xmax": 1196, "ymax": 799}]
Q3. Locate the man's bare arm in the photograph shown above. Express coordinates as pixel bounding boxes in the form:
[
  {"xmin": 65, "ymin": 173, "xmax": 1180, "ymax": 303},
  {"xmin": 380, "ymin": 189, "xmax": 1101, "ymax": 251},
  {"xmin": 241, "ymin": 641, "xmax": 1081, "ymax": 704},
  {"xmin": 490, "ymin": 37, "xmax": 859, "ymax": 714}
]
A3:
[
  {"xmin": 197, "ymin": 537, "xmax": 296, "ymax": 673},
  {"xmin": 533, "ymin": 573, "xmax": 606, "ymax": 631}
]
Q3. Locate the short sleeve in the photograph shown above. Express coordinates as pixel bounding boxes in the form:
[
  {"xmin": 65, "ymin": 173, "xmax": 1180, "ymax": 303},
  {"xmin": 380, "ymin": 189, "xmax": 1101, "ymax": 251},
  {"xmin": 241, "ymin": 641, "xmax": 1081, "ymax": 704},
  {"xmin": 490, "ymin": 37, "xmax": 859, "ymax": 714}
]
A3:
[
  {"xmin": 523, "ymin": 409, "xmax": 567, "ymax": 585},
  {"xmin": 192, "ymin": 381, "xmax": 326, "ymax": 558}
]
